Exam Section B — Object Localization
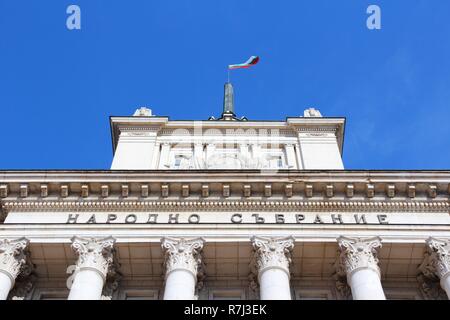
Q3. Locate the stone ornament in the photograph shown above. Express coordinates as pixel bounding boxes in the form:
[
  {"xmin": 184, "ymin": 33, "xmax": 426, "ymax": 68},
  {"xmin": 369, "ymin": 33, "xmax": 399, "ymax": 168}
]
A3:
[
  {"xmin": 161, "ymin": 237, "xmax": 205, "ymax": 280},
  {"xmin": 419, "ymin": 237, "xmax": 450, "ymax": 281},
  {"xmin": 303, "ymin": 107, "xmax": 322, "ymax": 117},
  {"xmin": 0, "ymin": 237, "xmax": 30, "ymax": 283},
  {"xmin": 71, "ymin": 236, "xmax": 116, "ymax": 280},
  {"xmin": 336, "ymin": 236, "xmax": 382, "ymax": 278},
  {"xmin": 133, "ymin": 107, "xmax": 152, "ymax": 117},
  {"xmin": 250, "ymin": 236, "xmax": 295, "ymax": 277}
]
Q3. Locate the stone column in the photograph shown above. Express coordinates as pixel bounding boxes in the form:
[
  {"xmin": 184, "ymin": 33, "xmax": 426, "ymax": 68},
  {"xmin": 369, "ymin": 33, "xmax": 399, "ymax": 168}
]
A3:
[
  {"xmin": 336, "ymin": 236, "xmax": 385, "ymax": 300},
  {"xmin": 0, "ymin": 238, "xmax": 29, "ymax": 300},
  {"xmin": 161, "ymin": 237, "xmax": 205, "ymax": 300},
  {"xmin": 419, "ymin": 237, "xmax": 450, "ymax": 299},
  {"xmin": 68, "ymin": 236, "xmax": 116, "ymax": 300},
  {"xmin": 250, "ymin": 236, "xmax": 294, "ymax": 300}
]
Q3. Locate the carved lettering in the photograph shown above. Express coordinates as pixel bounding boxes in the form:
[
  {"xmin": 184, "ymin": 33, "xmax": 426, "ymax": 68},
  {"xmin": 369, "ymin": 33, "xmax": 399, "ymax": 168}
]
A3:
[{"xmin": 252, "ymin": 214, "xmax": 265, "ymax": 224}]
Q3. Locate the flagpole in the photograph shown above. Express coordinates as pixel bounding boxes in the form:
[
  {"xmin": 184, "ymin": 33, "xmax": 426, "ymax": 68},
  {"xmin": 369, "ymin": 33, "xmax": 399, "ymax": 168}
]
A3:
[{"xmin": 227, "ymin": 68, "xmax": 230, "ymax": 83}]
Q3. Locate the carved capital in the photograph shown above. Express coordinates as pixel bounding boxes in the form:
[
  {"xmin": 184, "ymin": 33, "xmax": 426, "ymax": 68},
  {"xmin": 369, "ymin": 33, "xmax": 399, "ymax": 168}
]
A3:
[
  {"xmin": 336, "ymin": 236, "xmax": 382, "ymax": 278},
  {"xmin": 0, "ymin": 238, "xmax": 30, "ymax": 284},
  {"xmin": 250, "ymin": 236, "xmax": 294, "ymax": 278},
  {"xmin": 419, "ymin": 237, "xmax": 450, "ymax": 282},
  {"xmin": 161, "ymin": 237, "xmax": 205, "ymax": 280},
  {"xmin": 71, "ymin": 236, "xmax": 116, "ymax": 281}
]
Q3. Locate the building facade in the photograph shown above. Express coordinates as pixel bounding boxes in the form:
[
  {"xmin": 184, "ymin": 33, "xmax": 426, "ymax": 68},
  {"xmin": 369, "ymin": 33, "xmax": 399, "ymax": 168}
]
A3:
[{"xmin": 0, "ymin": 83, "xmax": 450, "ymax": 300}]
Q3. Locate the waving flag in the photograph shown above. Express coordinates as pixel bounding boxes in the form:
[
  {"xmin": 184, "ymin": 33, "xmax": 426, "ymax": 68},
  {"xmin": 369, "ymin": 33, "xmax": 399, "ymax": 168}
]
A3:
[{"xmin": 228, "ymin": 56, "xmax": 260, "ymax": 70}]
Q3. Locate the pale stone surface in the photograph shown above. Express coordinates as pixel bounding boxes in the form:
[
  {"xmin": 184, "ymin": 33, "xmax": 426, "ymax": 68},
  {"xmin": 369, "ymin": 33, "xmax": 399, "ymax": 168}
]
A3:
[
  {"xmin": 419, "ymin": 237, "xmax": 450, "ymax": 299},
  {"xmin": 161, "ymin": 237, "xmax": 205, "ymax": 300},
  {"xmin": 68, "ymin": 236, "xmax": 116, "ymax": 300},
  {"xmin": 0, "ymin": 238, "xmax": 29, "ymax": 300},
  {"xmin": 251, "ymin": 236, "xmax": 294, "ymax": 300},
  {"xmin": 336, "ymin": 236, "xmax": 386, "ymax": 300}
]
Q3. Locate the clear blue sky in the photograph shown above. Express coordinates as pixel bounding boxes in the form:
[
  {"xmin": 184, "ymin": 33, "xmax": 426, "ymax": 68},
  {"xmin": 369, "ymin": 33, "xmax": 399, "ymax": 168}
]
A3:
[{"xmin": 0, "ymin": 1, "xmax": 449, "ymax": 170}]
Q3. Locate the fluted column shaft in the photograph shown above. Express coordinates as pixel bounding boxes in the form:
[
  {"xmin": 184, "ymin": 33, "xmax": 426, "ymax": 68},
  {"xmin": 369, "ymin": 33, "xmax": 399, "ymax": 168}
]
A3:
[
  {"xmin": 0, "ymin": 238, "xmax": 29, "ymax": 300},
  {"xmin": 337, "ymin": 236, "xmax": 385, "ymax": 300},
  {"xmin": 251, "ymin": 236, "xmax": 294, "ymax": 300},
  {"xmin": 68, "ymin": 236, "xmax": 115, "ymax": 300},
  {"xmin": 162, "ymin": 237, "xmax": 205, "ymax": 300}
]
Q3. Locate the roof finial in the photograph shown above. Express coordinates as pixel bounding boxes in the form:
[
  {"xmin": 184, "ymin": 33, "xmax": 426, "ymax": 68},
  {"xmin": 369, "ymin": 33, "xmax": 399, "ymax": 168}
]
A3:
[{"xmin": 223, "ymin": 82, "xmax": 235, "ymax": 115}]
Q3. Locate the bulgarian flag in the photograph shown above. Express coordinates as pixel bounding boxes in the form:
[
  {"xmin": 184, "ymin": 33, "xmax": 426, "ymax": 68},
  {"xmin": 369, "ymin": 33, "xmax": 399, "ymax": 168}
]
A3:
[{"xmin": 228, "ymin": 56, "xmax": 260, "ymax": 70}]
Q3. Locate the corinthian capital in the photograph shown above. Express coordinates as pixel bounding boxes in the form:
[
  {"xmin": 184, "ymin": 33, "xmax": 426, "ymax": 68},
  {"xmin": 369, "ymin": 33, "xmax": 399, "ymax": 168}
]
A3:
[
  {"xmin": 251, "ymin": 236, "xmax": 295, "ymax": 276},
  {"xmin": 419, "ymin": 237, "xmax": 450, "ymax": 281},
  {"xmin": 71, "ymin": 236, "xmax": 116, "ymax": 280},
  {"xmin": 161, "ymin": 237, "xmax": 205, "ymax": 279},
  {"xmin": 0, "ymin": 238, "xmax": 30, "ymax": 283},
  {"xmin": 337, "ymin": 236, "xmax": 382, "ymax": 277}
]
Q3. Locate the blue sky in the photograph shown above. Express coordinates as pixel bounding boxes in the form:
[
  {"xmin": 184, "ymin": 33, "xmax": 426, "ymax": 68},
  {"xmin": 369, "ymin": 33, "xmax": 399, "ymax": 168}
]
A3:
[{"xmin": 0, "ymin": 1, "xmax": 449, "ymax": 170}]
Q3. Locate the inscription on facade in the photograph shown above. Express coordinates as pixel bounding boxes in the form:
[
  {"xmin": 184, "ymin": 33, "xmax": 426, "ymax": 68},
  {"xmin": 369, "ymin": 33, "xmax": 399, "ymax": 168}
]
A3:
[{"xmin": 64, "ymin": 213, "xmax": 390, "ymax": 225}]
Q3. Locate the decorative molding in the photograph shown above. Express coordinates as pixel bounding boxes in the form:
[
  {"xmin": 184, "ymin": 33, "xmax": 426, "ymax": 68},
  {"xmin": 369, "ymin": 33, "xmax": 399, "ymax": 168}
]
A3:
[
  {"xmin": 121, "ymin": 185, "xmax": 129, "ymax": 198},
  {"xmin": 417, "ymin": 273, "xmax": 447, "ymax": 300},
  {"xmin": 346, "ymin": 184, "xmax": 354, "ymax": 198},
  {"xmin": 418, "ymin": 237, "xmax": 450, "ymax": 283},
  {"xmin": 71, "ymin": 236, "xmax": 116, "ymax": 281},
  {"xmin": 285, "ymin": 184, "xmax": 293, "ymax": 198},
  {"xmin": 8, "ymin": 274, "xmax": 36, "ymax": 300},
  {"xmin": 336, "ymin": 236, "xmax": 382, "ymax": 278},
  {"xmin": 141, "ymin": 185, "xmax": 149, "ymax": 198},
  {"xmin": 1, "ymin": 181, "xmax": 449, "ymax": 201},
  {"xmin": 81, "ymin": 185, "xmax": 89, "ymax": 198},
  {"xmin": 101, "ymin": 185, "xmax": 109, "ymax": 198},
  {"xmin": 0, "ymin": 185, "xmax": 8, "ymax": 198},
  {"xmin": 243, "ymin": 185, "xmax": 251, "ymax": 198},
  {"xmin": 60, "ymin": 185, "xmax": 69, "ymax": 198},
  {"xmin": 428, "ymin": 185, "xmax": 437, "ymax": 198},
  {"xmin": 202, "ymin": 185, "xmax": 209, "ymax": 198},
  {"xmin": 19, "ymin": 185, "xmax": 28, "ymax": 198},
  {"xmin": 182, "ymin": 185, "xmax": 190, "ymax": 197},
  {"xmin": 3, "ymin": 200, "xmax": 449, "ymax": 213},
  {"xmin": 305, "ymin": 184, "xmax": 313, "ymax": 198},
  {"xmin": 101, "ymin": 265, "xmax": 122, "ymax": 300},
  {"xmin": 0, "ymin": 237, "xmax": 30, "ymax": 284},
  {"xmin": 161, "ymin": 237, "xmax": 205, "ymax": 282},
  {"xmin": 326, "ymin": 185, "xmax": 334, "ymax": 198},
  {"xmin": 40, "ymin": 184, "xmax": 48, "ymax": 198},
  {"xmin": 161, "ymin": 184, "xmax": 169, "ymax": 198},
  {"xmin": 250, "ymin": 236, "xmax": 294, "ymax": 281},
  {"xmin": 264, "ymin": 185, "xmax": 272, "ymax": 197},
  {"xmin": 222, "ymin": 185, "xmax": 230, "ymax": 198},
  {"xmin": 386, "ymin": 184, "xmax": 395, "ymax": 198},
  {"xmin": 366, "ymin": 184, "xmax": 375, "ymax": 198}
]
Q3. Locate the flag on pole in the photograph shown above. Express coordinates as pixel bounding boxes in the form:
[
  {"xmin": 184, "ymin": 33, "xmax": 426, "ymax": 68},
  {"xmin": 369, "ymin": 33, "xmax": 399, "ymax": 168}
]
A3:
[{"xmin": 228, "ymin": 56, "xmax": 260, "ymax": 70}]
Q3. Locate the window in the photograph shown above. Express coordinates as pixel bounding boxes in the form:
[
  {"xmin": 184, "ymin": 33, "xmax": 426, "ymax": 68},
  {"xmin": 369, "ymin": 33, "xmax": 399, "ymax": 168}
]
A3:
[
  {"xmin": 121, "ymin": 289, "xmax": 159, "ymax": 300},
  {"xmin": 277, "ymin": 157, "xmax": 283, "ymax": 168},
  {"xmin": 36, "ymin": 290, "xmax": 69, "ymax": 300},
  {"xmin": 174, "ymin": 156, "xmax": 182, "ymax": 168},
  {"xmin": 209, "ymin": 289, "xmax": 245, "ymax": 300},
  {"xmin": 294, "ymin": 288, "xmax": 333, "ymax": 300}
]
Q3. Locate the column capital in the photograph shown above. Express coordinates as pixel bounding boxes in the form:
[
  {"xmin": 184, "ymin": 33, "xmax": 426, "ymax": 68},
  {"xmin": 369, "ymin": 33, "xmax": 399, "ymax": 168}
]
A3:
[
  {"xmin": 419, "ymin": 237, "xmax": 450, "ymax": 282},
  {"xmin": 0, "ymin": 237, "xmax": 30, "ymax": 284},
  {"xmin": 161, "ymin": 237, "xmax": 205, "ymax": 280},
  {"xmin": 336, "ymin": 236, "xmax": 382, "ymax": 278},
  {"xmin": 71, "ymin": 236, "xmax": 116, "ymax": 281},
  {"xmin": 251, "ymin": 236, "xmax": 295, "ymax": 277}
]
